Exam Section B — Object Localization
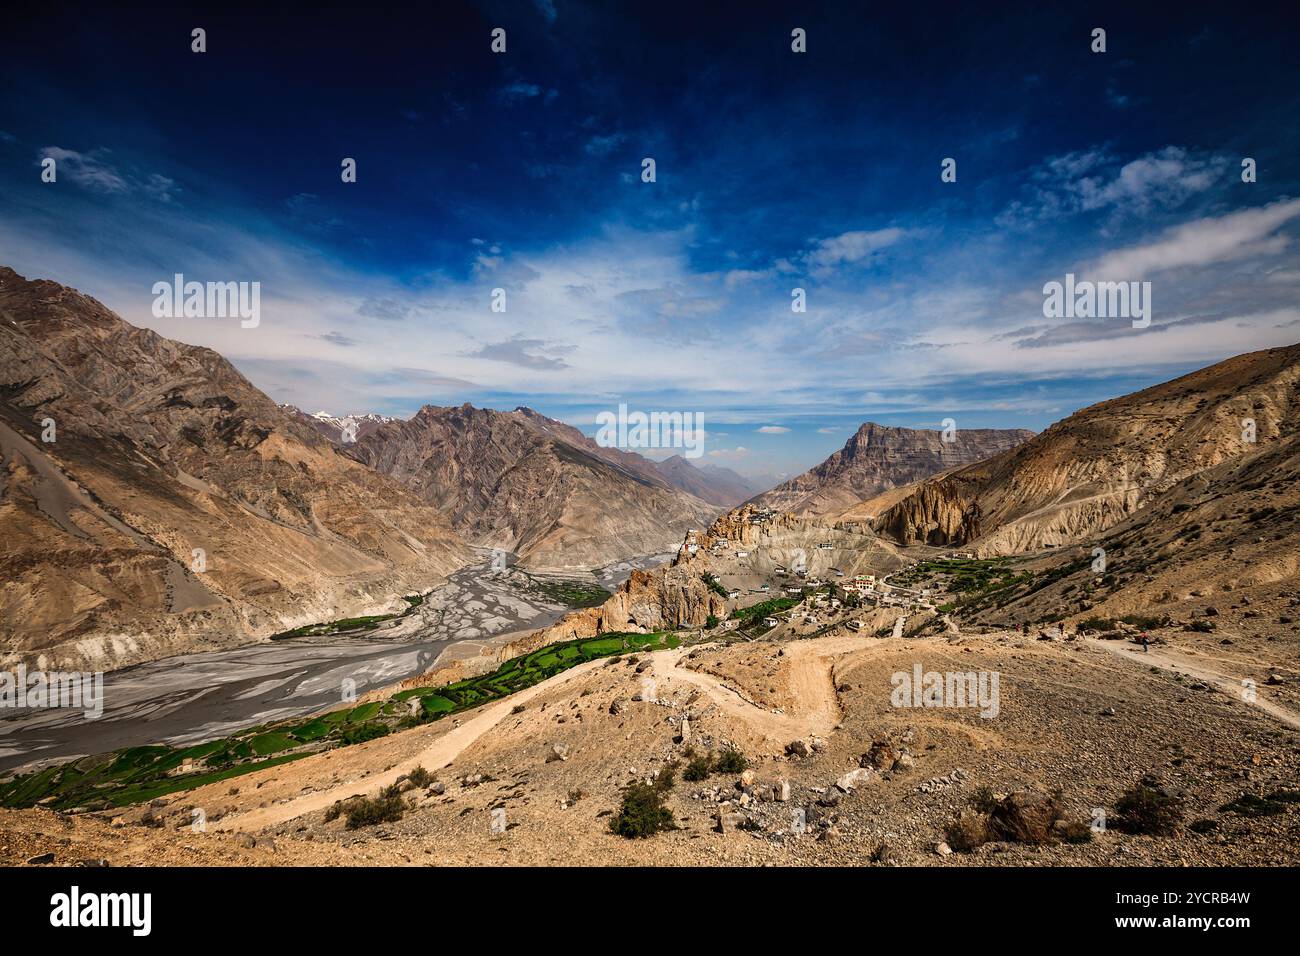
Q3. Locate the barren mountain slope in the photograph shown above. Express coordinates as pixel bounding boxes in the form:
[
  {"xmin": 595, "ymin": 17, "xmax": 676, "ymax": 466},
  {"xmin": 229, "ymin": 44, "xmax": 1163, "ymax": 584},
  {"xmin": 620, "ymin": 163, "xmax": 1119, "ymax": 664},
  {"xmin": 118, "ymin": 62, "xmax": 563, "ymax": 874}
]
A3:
[
  {"xmin": 351, "ymin": 404, "xmax": 719, "ymax": 570},
  {"xmin": 653, "ymin": 455, "xmax": 758, "ymax": 508},
  {"xmin": 962, "ymin": 428, "xmax": 1300, "ymax": 632},
  {"xmin": 750, "ymin": 423, "xmax": 1033, "ymax": 516},
  {"xmin": 0, "ymin": 267, "xmax": 469, "ymax": 672},
  {"xmin": 875, "ymin": 345, "xmax": 1300, "ymax": 554}
]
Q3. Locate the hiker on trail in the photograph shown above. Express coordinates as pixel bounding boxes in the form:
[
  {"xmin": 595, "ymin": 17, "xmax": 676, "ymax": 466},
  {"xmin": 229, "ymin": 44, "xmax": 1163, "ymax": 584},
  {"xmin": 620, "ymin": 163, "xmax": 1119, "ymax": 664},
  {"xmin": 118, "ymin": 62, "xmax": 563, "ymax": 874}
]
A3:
[{"xmin": 1141, "ymin": 632, "xmax": 1150, "ymax": 653}]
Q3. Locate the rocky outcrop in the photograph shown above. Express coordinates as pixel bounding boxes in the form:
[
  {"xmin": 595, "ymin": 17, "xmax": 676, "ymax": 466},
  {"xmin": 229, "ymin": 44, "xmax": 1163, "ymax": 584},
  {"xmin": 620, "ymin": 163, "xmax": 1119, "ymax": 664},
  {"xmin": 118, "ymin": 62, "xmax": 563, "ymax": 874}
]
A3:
[
  {"xmin": 0, "ymin": 266, "xmax": 470, "ymax": 672},
  {"xmin": 749, "ymin": 422, "xmax": 1033, "ymax": 516},
  {"xmin": 352, "ymin": 404, "xmax": 719, "ymax": 570}
]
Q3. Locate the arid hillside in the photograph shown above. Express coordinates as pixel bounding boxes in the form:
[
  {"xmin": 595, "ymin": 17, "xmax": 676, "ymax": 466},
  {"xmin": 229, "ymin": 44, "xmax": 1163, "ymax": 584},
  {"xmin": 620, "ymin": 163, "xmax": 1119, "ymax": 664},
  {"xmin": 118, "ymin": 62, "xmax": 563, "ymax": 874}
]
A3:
[
  {"xmin": 873, "ymin": 345, "xmax": 1300, "ymax": 555},
  {"xmin": 0, "ymin": 267, "xmax": 470, "ymax": 672},
  {"xmin": 352, "ymin": 403, "xmax": 719, "ymax": 570}
]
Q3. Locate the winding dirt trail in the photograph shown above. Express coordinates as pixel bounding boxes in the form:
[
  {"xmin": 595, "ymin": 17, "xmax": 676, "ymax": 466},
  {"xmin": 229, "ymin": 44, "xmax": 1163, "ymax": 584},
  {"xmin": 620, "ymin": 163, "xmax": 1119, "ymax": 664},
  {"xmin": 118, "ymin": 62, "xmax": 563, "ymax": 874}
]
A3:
[
  {"xmin": 217, "ymin": 632, "xmax": 878, "ymax": 832},
  {"xmin": 652, "ymin": 634, "xmax": 869, "ymax": 741},
  {"xmin": 1087, "ymin": 638, "xmax": 1300, "ymax": 731},
  {"xmin": 213, "ymin": 657, "xmax": 608, "ymax": 833}
]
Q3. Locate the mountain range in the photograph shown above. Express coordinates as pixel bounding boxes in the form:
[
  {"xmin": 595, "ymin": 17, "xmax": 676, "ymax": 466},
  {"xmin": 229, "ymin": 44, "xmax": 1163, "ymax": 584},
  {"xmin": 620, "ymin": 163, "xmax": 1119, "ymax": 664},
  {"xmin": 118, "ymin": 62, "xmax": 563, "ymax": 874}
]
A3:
[
  {"xmin": 350, "ymin": 404, "xmax": 722, "ymax": 569},
  {"xmin": 748, "ymin": 421, "xmax": 1034, "ymax": 515},
  {"xmin": 0, "ymin": 267, "xmax": 469, "ymax": 671}
]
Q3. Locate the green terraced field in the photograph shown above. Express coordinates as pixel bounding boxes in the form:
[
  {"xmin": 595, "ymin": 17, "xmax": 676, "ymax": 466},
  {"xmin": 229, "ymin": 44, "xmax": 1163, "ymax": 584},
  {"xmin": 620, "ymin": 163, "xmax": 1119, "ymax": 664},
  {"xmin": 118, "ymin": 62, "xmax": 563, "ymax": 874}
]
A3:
[{"xmin": 0, "ymin": 630, "xmax": 682, "ymax": 813}]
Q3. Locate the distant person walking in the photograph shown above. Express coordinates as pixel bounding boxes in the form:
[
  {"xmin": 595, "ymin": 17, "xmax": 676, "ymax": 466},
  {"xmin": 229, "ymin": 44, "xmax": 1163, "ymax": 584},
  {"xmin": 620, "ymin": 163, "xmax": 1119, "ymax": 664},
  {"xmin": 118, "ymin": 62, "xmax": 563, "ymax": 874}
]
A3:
[{"xmin": 1140, "ymin": 632, "xmax": 1149, "ymax": 653}]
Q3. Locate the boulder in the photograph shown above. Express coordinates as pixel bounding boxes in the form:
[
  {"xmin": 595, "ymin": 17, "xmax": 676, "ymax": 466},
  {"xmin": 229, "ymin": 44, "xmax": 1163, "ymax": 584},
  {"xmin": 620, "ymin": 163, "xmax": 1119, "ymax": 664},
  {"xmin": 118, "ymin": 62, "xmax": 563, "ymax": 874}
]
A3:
[
  {"xmin": 861, "ymin": 740, "xmax": 896, "ymax": 770},
  {"xmin": 835, "ymin": 768, "xmax": 878, "ymax": 792}
]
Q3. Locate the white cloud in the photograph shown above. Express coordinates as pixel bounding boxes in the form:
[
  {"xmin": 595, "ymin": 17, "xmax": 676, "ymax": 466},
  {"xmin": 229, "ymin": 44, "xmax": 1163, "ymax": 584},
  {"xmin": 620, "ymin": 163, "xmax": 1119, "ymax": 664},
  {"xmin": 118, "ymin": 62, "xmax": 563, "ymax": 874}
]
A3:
[
  {"xmin": 803, "ymin": 228, "xmax": 909, "ymax": 275},
  {"xmin": 1087, "ymin": 198, "xmax": 1300, "ymax": 280},
  {"xmin": 756, "ymin": 425, "xmax": 790, "ymax": 434}
]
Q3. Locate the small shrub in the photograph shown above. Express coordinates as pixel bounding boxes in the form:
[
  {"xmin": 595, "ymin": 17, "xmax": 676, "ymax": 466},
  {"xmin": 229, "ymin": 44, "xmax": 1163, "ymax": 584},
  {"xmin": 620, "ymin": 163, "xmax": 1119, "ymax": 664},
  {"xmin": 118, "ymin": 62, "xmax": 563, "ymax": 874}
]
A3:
[
  {"xmin": 656, "ymin": 760, "xmax": 680, "ymax": 791},
  {"xmin": 1220, "ymin": 793, "xmax": 1286, "ymax": 818},
  {"xmin": 406, "ymin": 765, "xmax": 433, "ymax": 789},
  {"xmin": 970, "ymin": 785, "xmax": 999, "ymax": 814},
  {"xmin": 609, "ymin": 782, "xmax": 676, "ymax": 838},
  {"xmin": 683, "ymin": 753, "xmax": 713, "ymax": 782},
  {"xmin": 1078, "ymin": 617, "xmax": 1114, "ymax": 632},
  {"xmin": 714, "ymin": 747, "xmax": 749, "ymax": 775},
  {"xmin": 1189, "ymin": 819, "xmax": 1219, "ymax": 833},
  {"xmin": 342, "ymin": 785, "xmax": 406, "ymax": 830},
  {"xmin": 1115, "ymin": 779, "xmax": 1185, "ymax": 835},
  {"xmin": 1056, "ymin": 820, "xmax": 1093, "ymax": 844}
]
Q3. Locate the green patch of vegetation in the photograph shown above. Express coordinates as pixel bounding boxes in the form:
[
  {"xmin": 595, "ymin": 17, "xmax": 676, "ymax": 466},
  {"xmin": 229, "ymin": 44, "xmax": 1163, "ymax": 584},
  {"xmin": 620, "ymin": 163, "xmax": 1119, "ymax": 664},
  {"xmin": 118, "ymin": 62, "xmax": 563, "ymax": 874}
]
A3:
[
  {"xmin": 683, "ymin": 751, "xmax": 713, "ymax": 782},
  {"xmin": 249, "ymin": 731, "xmax": 299, "ymax": 756},
  {"xmin": 521, "ymin": 575, "xmax": 612, "ymax": 609},
  {"xmin": 1118, "ymin": 614, "xmax": 1165, "ymax": 629},
  {"xmin": 702, "ymin": 573, "xmax": 729, "ymax": 598},
  {"xmin": 608, "ymin": 780, "xmax": 676, "ymax": 839},
  {"xmin": 269, "ymin": 593, "xmax": 424, "ymax": 640},
  {"xmin": 332, "ymin": 784, "xmax": 407, "ymax": 829},
  {"xmin": 0, "ymin": 629, "xmax": 681, "ymax": 813},
  {"xmin": 729, "ymin": 597, "xmax": 800, "ymax": 624},
  {"xmin": 1078, "ymin": 616, "xmax": 1114, "ymax": 632}
]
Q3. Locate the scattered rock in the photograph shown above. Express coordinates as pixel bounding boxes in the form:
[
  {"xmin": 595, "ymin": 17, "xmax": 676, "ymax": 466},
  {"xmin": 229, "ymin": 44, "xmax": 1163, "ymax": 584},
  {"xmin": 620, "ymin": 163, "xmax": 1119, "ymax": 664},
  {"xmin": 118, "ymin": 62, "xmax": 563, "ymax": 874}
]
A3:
[{"xmin": 835, "ymin": 768, "xmax": 878, "ymax": 792}]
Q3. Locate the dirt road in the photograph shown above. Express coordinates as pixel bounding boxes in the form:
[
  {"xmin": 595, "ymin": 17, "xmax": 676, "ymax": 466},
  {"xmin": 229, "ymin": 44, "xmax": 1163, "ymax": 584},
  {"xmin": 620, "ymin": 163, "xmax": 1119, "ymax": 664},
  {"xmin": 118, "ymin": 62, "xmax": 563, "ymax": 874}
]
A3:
[
  {"xmin": 213, "ymin": 657, "xmax": 609, "ymax": 832},
  {"xmin": 1088, "ymin": 637, "xmax": 1300, "ymax": 731}
]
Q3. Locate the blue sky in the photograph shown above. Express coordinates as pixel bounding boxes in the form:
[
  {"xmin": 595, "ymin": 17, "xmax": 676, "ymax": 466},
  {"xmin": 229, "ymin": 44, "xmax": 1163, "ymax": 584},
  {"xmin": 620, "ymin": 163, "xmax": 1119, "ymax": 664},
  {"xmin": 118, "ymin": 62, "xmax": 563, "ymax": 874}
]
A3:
[{"xmin": 2, "ymin": 1, "xmax": 1299, "ymax": 480}]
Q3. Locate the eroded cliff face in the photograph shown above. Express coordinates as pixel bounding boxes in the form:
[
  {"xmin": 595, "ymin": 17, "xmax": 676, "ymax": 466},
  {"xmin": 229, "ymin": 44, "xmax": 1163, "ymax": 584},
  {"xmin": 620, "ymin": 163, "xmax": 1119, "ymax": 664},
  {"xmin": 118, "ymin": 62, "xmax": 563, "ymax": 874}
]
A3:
[
  {"xmin": 0, "ymin": 267, "xmax": 470, "ymax": 671},
  {"xmin": 351, "ymin": 404, "xmax": 719, "ymax": 570},
  {"xmin": 875, "ymin": 344, "xmax": 1300, "ymax": 555},
  {"xmin": 748, "ymin": 422, "xmax": 1033, "ymax": 516},
  {"xmin": 873, "ymin": 476, "xmax": 982, "ymax": 547}
]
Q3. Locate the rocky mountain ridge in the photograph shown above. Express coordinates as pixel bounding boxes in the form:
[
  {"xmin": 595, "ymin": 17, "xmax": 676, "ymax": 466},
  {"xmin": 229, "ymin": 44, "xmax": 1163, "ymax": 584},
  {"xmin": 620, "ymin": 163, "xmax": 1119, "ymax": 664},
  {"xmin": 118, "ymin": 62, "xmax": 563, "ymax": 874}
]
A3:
[
  {"xmin": 0, "ymin": 266, "xmax": 470, "ymax": 672},
  {"xmin": 351, "ymin": 403, "xmax": 720, "ymax": 570},
  {"xmin": 749, "ymin": 422, "xmax": 1034, "ymax": 516}
]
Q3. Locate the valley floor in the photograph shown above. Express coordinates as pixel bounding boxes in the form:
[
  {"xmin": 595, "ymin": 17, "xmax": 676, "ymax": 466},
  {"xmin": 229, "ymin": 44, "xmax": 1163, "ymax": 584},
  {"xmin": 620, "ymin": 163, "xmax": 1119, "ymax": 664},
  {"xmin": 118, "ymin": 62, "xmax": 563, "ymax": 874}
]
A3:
[
  {"xmin": 4, "ymin": 620, "xmax": 1296, "ymax": 867},
  {"xmin": 0, "ymin": 555, "xmax": 590, "ymax": 775}
]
